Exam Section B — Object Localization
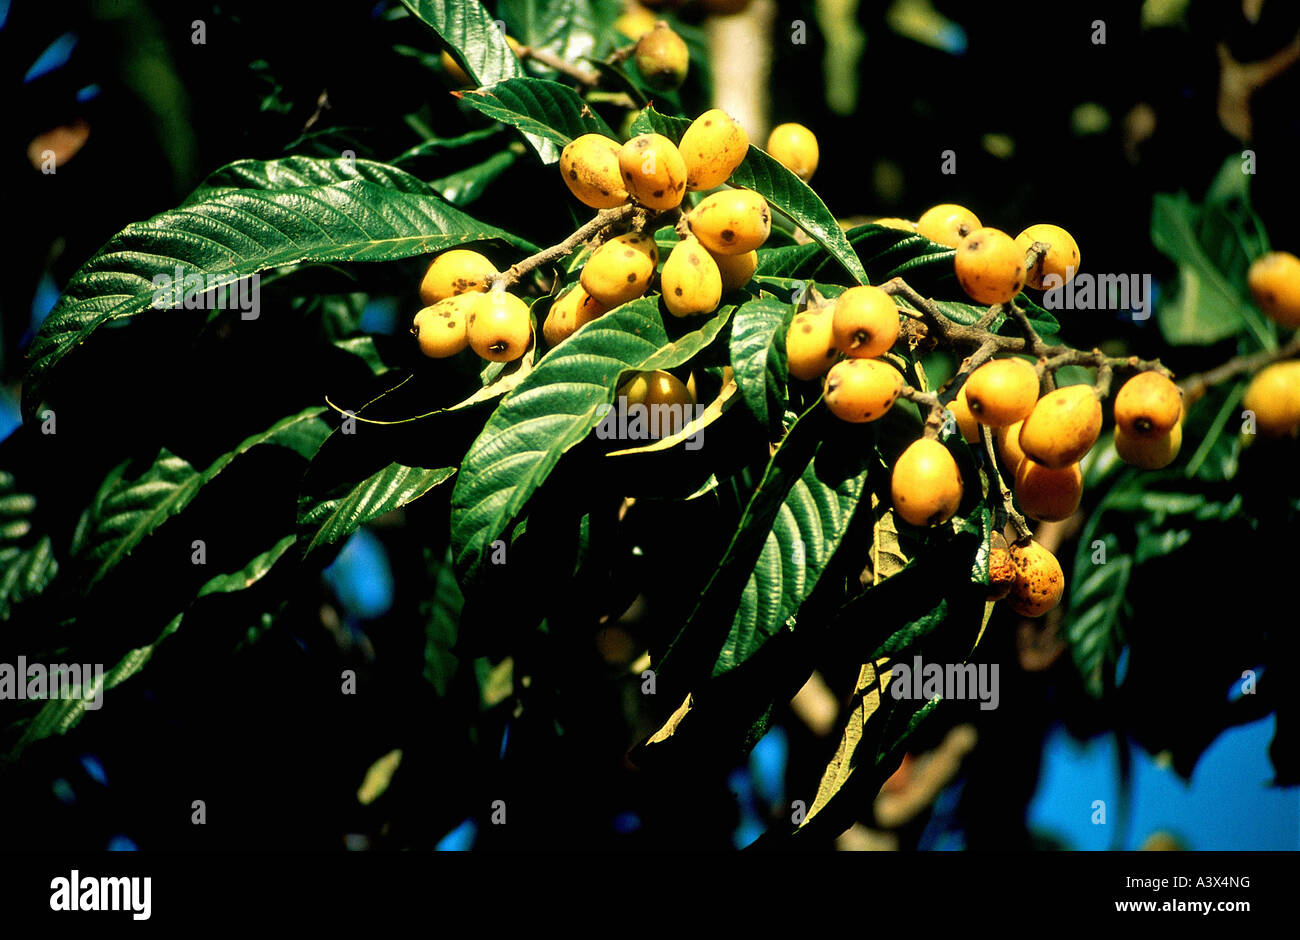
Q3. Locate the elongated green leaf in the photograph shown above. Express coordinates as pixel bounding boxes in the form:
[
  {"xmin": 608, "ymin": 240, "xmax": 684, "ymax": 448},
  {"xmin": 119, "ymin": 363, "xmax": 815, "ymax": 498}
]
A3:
[
  {"xmin": 0, "ymin": 472, "xmax": 57, "ymax": 620},
  {"xmin": 630, "ymin": 107, "xmax": 866, "ymax": 284},
  {"xmin": 184, "ymin": 156, "xmax": 432, "ymax": 204},
  {"xmin": 433, "ymin": 149, "xmax": 519, "ymax": 205},
  {"xmin": 300, "ymin": 463, "xmax": 457, "ymax": 555},
  {"xmin": 72, "ymin": 408, "xmax": 328, "ymax": 590},
  {"xmin": 423, "ymin": 547, "xmax": 465, "ymax": 697},
  {"xmin": 456, "ymin": 77, "xmax": 617, "ymax": 154},
  {"xmin": 451, "ymin": 297, "xmax": 732, "ymax": 585},
  {"xmin": 500, "ymin": 0, "xmax": 621, "ymax": 66},
  {"xmin": 1066, "ymin": 536, "xmax": 1132, "ymax": 698},
  {"xmin": 728, "ymin": 296, "xmax": 791, "ymax": 429},
  {"xmin": 714, "ymin": 441, "xmax": 872, "ymax": 675},
  {"xmin": 24, "ymin": 168, "xmax": 537, "ymax": 417},
  {"xmin": 399, "ymin": 0, "xmax": 525, "ymax": 87},
  {"xmin": 7, "ymin": 535, "xmax": 296, "ymax": 757}
]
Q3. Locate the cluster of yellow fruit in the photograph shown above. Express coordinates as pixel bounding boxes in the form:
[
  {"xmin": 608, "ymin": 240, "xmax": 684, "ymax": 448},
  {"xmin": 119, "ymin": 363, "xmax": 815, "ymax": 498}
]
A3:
[
  {"xmin": 411, "ymin": 250, "xmax": 532, "ymax": 363},
  {"xmin": 544, "ymin": 108, "xmax": 770, "ymax": 343},
  {"xmin": 1243, "ymin": 251, "xmax": 1300, "ymax": 438}
]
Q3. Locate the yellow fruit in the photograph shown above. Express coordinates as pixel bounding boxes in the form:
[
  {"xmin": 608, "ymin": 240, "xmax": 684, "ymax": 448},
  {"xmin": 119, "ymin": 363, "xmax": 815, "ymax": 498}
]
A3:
[
  {"xmin": 1248, "ymin": 252, "xmax": 1300, "ymax": 328},
  {"xmin": 823, "ymin": 359, "xmax": 904, "ymax": 423},
  {"xmin": 1114, "ymin": 371, "xmax": 1182, "ymax": 437},
  {"xmin": 689, "ymin": 189, "xmax": 771, "ymax": 255},
  {"xmin": 580, "ymin": 231, "xmax": 659, "ymax": 307},
  {"xmin": 1007, "ymin": 540, "xmax": 1064, "ymax": 617},
  {"xmin": 713, "ymin": 249, "xmax": 758, "ymax": 291},
  {"xmin": 543, "ymin": 285, "xmax": 607, "ymax": 346},
  {"xmin": 1016, "ymin": 223, "xmax": 1081, "ymax": 289},
  {"xmin": 466, "ymin": 292, "xmax": 532, "ymax": 362},
  {"xmin": 917, "ymin": 204, "xmax": 982, "ymax": 248},
  {"xmin": 830, "ymin": 285, "xmax": 900, "ymax": 359},
  {"xmin": 955, "ymin": 227, "xmax": 1027, "ymax": 305},
  {"xmin": 618, "ymin": 370, "xmax": 695, "ymax": 408},
  {"xmin": 618, "ymin": 133, "xmax": 688, "ymax": 210},
  {"xmin": 996, "ymin": 419, "xmax": 1027, "ymax": 474},
  {"xmin": 662, "ymin": 236, "xmax": 723, "ymax": 317},
  {"xmin": 785, "ymin": 307, "xmax": 837, "ymax": 381},
  {"xmin": 963, "ymin": 358, "xmax": 1039, "ymax": 427},
  {"xmin": 891, "ymin": 438, "xmax": 964, "ymax": 527},
  {"xmin": 1241, "ymin": 361, "xmax": 1300, "ymax": 437},
  {"xmin": 988, "ymin": 546, "xmax": 1015, "ymax": 601},
  {"xmin": 559, "ymin": 134, "xmax": 629, "ymax": 209},
  {"xmin": 948, "ymin": 386, "xmax": 980, "ymax": 444},
  {"xmin": 766, "ymin": 123, "xmax": 819, "ymax": 181},
  {"xmin": 614, "ymin": 3, "xmax": 657, "ymax": 39},
  {"xmin": 679, "ymin": 109, "xmax": 749, "ymax": 191},
  {"xmin": 1115, "ymin": 421, "xmax": 1182, "ymax": 469},
  {"xmin": 1018, "ymin": 384, "xmax": 1103, "ymax": 469},
  {"xmin": 419, "ymin": 249, "xmax": 498, "ymax": 306},
  {"xmin": 634, "ymin": 24, "xmax": 689, "ymax": 91},
  {"xmin": 440, "ymin": 50, "xmax": 472, "ymax": 87},
  {"xmin": 412, "ymin": 297, "xmax": 473, "ymax": 358},
  {"xmin": 1014, "ymin": 460, "xmax": 1083, "ymax": 522}
]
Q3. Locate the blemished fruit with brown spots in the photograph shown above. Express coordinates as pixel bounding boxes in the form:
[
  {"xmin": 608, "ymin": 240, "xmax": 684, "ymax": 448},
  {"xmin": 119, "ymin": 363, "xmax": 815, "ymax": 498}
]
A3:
[
  {"xmin": 954, "ymin": 227, "xmax": 1027, "ymax": 305},
  {"xmin": 618, "ymin": 133, "xmax": 688, "ymax": 210},
  {"xmin": 688, "ymin": 189, "xmax": 771, "ymax": 255},
  {"xmin": 543, "ymin": 285, "xmax": 607, "ymax": 346},
  {"xmin": 891, "ymin": 438, "xmax": 964, "ymax": 527},
  {"xmin": 765, "ymin": 123, "xmax": 819, "ymax": 181},
  {"xmin": 785, "ymin": 307, "xmax": 837, "ymax": 381},
  {"xmin": 679, "ymin": 109, "xmax": 749, "ymax": 191},
  {"xmin": 580, "ymin": 231, "xmax": 659, "ymax": 307},
  {"xmin": 412, "ymin": 297, "xmax": 474, "ymax": 358},
  {"xmin": 419, "ymin": 249, "xmax": 498, "ymax": 305},
  {"xmin": 963, "ymin": 358, "xmax": 1039, "ymax": 427},
  {"xmin": 1007, "ymin": 540, "xmax": 1065, "ymax": 617},
  {"xmin": 634, "ymin": 24, "xmax": 689, "ymax": 90},
  {"xmin": 713, "ymin": 249, "xmax": 757, "ymax": 291},
  {"xmin": 1115, "ymin": 420, "xmax": 1183, "ymax": 469},
  {"xmin": 988, "ymin": 546, "xmax": 1016, "ymax": 601},
  {"xmin": 466, "ymin": 291, "xmax": 532, "ymax": 362},
  {"xmin": 1114, "ymin": 371, "xmax": 1182, "ymax": 437},
  {"xmin": 1247, "ymin": 251, "xmax": 1300, "ymax": 328},
  {"xmin": 823, "ymin": 359, "xmax": 903, "ymax": 423},
  {"xmin": 662, "ymin": 236, "xmax": 723, "ymax": 317},
  {"xmin": 1018, "ymin": 384, "xmax": 1103, "ymax": 469},
  {"xmin": 1241, "ymin": 361, "xmax": 1300, "ymax": 437},
  {"xmin": 830, "ymin": 285, "xmax": 900, "ymax": 359},
  {"xmin": 917, "ymin": 204, "xmax": 982, "ymax": 248},
  {"xmin": 1015, "ymin": 223, "xmax": 1081, "ymax": 289},
  {"xmin": 1014, "ymin": 459, "xmax": 1083, "ymax": 522},
  {"xmin": 560, "ymin": 134, "xmax": 629, "ymax": 209},
  {"xmin": 948, "ymin": 386, "xmax": 981, "ymax": 444}
]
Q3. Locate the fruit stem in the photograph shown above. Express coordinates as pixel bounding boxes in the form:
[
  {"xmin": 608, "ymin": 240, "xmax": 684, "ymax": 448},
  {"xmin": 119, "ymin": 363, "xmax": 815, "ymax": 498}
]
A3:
[
  {"xmin": 980, "ymin": 423, "xmax": 1032, "ymax": 543},
  {"xmin": 518, "ymin": 45, "xmax": 601, "ymax": 87},
  {"xmin": 899, "ymin": 384, "xmax": 946, "ymax": 438},
  {"xmin": 492, "ymin": 203, "xmax": 640, "ymax": 290}
]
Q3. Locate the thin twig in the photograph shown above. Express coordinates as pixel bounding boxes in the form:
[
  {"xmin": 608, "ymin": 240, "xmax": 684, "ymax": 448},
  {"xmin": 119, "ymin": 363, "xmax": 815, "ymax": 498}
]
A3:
[
  {"xmin": 1177, "ymin": 332, "xmax": 1300, "ymax": 408},
  {"xmin": 899, "ymin": 384, "xmax": 945, "ymax": 438},
  {"xmin": 981, "ymin": 423, "xmax": 1032, "ymax": 543},
  {"xmin": 491, "ymin": 203, "xmax": 639, "ymax": 289},
  {"xmin": 519, "ymin": 45, "xmax": 600, "ymax": 86}
]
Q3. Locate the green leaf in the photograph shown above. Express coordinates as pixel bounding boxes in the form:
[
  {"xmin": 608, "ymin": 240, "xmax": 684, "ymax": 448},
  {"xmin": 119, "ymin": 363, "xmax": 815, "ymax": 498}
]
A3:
[
  {"xmin": 24, "ymin": 163, "xmax": 537, "ymax": 418},
  {"xmin": 714, "ymin": 433, "xmax": 873, "ymax": 675},
  {"xmin": 728, "ymin": 296, "xmax": 791, "ymax": 429},
  {"xmin": 72, "ymin": 408, "xmax": 328, "ymax": 591},
  {"xmin": 450, "ymin": 297, "xmax": 732, "ymax": 586},
  {"xmin": 630, "ymin": 107, "xmax": 867, "ymax": 284},
  {"xmin": 1151, "ymin": 191, "xmax": 1273, "ymax": 348},
  {"xmin": 399, "ymin": 0, "xmax": 525, "ymax": 86},
  {"xmin": 299, "ymin": 463, "xmax": 457, "ymax": 556},
  {"xmin": 7, "ymin": 535, "xmax": 296, "ymax": 757},
  {"xmin": 183, "ymin": 155, "xmax": 432, "ymax": 204},
  {"xmin": 433, "ymin": 149, "xmax": 519, "ymax": 205},
  {"xmin": 0, "ymin": 473, "xmax": 57, "ymax": 619},
  {"xmin": 423, "ymin": 547, "xmax": 465, "ymax": 697},
  {"xmin": 456, "ymin": 77, "xmax": 617, "ymax": 156},
  {"xmin": 500, "ymin": 0, "xmax": 621, "ymax": 65},
  {"xmin": 1066, "ymin": 537, "xmax": 1132, "ymax": 698}
]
